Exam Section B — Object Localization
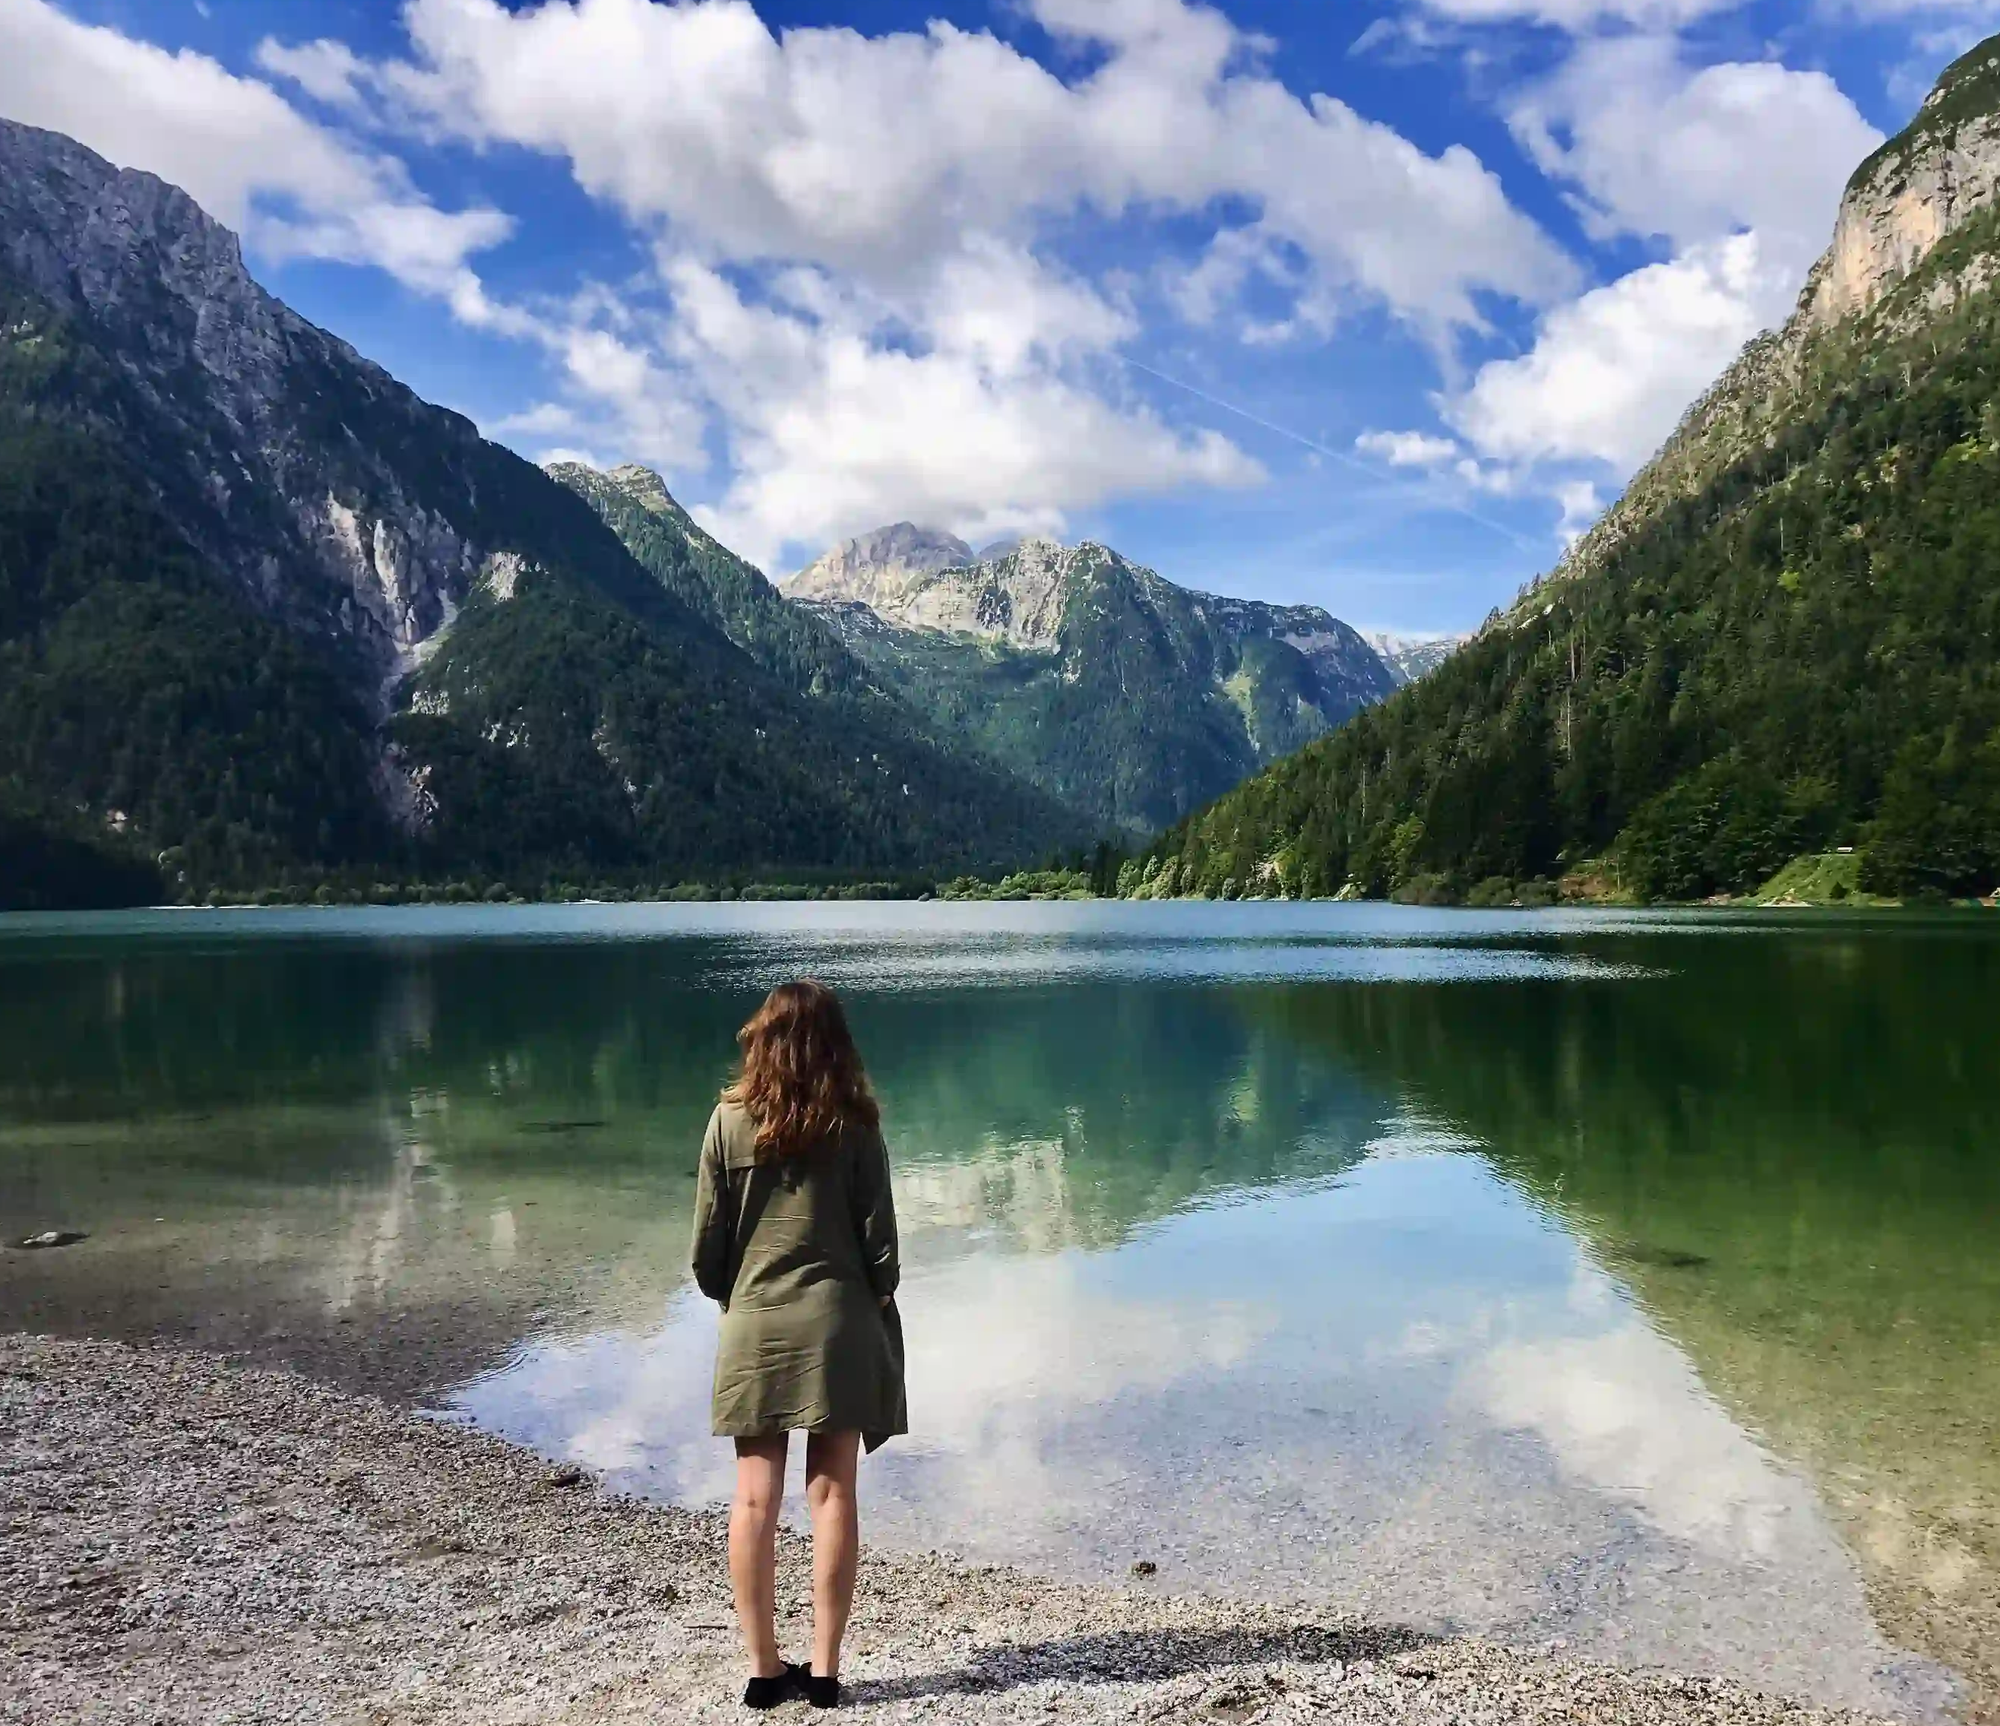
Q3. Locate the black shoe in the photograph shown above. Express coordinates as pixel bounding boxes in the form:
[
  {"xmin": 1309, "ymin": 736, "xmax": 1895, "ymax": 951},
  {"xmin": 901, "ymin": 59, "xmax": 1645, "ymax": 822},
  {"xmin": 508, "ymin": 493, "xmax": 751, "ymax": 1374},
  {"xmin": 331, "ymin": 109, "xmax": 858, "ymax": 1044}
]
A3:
[
  {"xmin": 789, "ymin": 1663, "xmax": 841, "ymax": 1709},
  {"xmin": 742, "ymin": 1668, "xmax": 797, "ymax": 1710}
]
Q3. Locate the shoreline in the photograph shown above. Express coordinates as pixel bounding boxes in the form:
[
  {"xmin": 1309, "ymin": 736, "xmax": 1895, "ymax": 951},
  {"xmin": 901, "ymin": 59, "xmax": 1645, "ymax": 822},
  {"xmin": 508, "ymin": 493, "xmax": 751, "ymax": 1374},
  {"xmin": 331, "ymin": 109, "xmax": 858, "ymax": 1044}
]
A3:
[
  {"xmin": 2, "ymin": 1333, "xmax": 1903, "ymax": 1726},
  {"xmin": 4, "ymin": 895, "xmax": 1997, "ymax": 921}
]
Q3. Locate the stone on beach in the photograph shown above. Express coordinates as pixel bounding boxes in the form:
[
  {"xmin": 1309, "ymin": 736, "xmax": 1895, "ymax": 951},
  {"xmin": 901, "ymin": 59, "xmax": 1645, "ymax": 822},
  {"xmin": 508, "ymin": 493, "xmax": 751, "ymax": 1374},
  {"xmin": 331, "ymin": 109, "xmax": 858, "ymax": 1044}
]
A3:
[{"xmin": 0, "ymin": 1332, "xmax": 1901, "ymax": 1726}]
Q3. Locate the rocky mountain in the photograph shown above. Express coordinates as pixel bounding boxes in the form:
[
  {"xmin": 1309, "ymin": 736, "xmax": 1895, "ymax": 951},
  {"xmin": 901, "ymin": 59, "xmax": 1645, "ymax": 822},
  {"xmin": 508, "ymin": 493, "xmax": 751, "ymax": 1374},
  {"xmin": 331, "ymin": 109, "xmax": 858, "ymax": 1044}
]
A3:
[
  {"xmin": 782, "ymin": 533, "xmax": 1396, "ymax": 834},
  {"xmin": 0, "ymin": 118, "xmax": 1075, "ymax": 904},
  {"xmin": 1128, "ymin": 37, "xmax": 2000, "ymax": 904},
  {"xmin": 788, "ymin": 523, "xmax": 978, "ymax": 620},
  {"xmin": 544, "ymin": 459, "xmax": 1085, "ymax": 834},
  {"xmin": 1366, "ymin": 632, "xmax": 1467, "ymax": 686},
  {"xmin": 1550, "ymin": 39, "xmax": 2000, "ymax": 600},
  {"xmin": 0, "ymin": 122, "xmax": 483, "ymax": 704}
]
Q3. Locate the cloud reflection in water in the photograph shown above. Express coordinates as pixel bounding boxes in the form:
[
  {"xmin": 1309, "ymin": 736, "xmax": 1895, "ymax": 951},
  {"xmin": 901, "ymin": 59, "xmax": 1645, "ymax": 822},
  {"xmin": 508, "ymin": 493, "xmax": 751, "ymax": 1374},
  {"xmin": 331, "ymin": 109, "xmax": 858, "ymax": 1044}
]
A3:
[{"xmin": 453, "ymin": 1140, "xmax": 1935, "ymax": 1717}]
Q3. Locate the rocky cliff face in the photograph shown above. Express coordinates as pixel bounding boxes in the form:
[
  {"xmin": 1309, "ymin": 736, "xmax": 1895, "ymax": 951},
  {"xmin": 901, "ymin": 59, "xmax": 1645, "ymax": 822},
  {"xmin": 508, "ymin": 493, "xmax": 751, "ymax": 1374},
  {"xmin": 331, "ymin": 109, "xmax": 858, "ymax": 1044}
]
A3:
[
  {"xmin": 0, "ymin": 118, "xmax": 482, "ymax": 708},
  {"xmin": 1543, "ymin": 35, "xmax": 2000, "ymax": 603},
  {"xmin": 789, "ymin": 525, "xmax": 1395, "ymax": 831},
  {"xmin": 1807, "ymin": 42, "xmax": 2000, "ymax": 330},
  {"xmin": 788, "ymin": 523, "xmax": 1393, "ymax": 697},
  {"xmin": 804, "ymin": 534, "xmax": 1079, "ymax": 650},
  {"xmin": 784, "ymin": 522, "xmax": 977, "ymax": 618}
]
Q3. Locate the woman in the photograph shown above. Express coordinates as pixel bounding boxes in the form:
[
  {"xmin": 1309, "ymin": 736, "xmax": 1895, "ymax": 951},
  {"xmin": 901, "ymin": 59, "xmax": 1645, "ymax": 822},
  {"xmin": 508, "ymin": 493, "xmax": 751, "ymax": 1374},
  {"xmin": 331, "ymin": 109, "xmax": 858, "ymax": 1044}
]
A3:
[{"xmin": 691, "ymin": 980, "xmax": 906, "ymax": 1711}]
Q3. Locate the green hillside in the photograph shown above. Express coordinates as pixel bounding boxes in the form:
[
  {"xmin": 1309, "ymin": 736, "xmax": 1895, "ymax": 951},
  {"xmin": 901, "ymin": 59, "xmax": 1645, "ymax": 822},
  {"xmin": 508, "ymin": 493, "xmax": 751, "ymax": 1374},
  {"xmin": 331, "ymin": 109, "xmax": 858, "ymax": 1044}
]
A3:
[
  {"xmin": 805, "ymin": 539, "xmax": 1396, "ymax": 834},
  {"xmin": 544, "ymin": 463, "xmax": 1086, "ymax": 863},
  {"xmin": 0, "ymin": 120, "xmax": 1077, "ymax": 906},
  {"xmin": 547, "ymin": 462, "xmax": 875, "ymax": 702},
  {"xmin": 1128, "ymin": 60, "xmax": 2000, "ymax": 906}
]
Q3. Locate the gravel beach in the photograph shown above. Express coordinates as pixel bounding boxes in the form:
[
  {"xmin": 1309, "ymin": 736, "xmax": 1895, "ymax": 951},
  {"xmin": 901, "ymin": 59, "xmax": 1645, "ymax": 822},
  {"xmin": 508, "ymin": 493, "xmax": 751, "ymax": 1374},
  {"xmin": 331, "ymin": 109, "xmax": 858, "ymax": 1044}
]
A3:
[{"xmin": 0, "ymin": 1333, "xmax": 1900, "ymax": 1726}]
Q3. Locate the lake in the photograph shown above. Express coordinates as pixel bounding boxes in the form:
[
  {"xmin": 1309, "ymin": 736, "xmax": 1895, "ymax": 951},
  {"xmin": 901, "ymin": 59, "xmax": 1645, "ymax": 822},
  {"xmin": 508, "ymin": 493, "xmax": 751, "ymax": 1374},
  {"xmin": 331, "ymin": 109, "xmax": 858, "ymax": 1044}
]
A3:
[{"xmin": 1, "ymin": 903, "xmax": 1994, "ymax": 1721}]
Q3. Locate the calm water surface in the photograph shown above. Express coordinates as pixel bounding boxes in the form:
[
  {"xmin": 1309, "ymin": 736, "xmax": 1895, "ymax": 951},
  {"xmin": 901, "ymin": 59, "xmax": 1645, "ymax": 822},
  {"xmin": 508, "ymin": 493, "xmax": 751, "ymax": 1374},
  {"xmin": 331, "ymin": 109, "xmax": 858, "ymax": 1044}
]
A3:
[{"xmin": 1, "ymin": 903, "xmax": 1995, "ymax": 1720}]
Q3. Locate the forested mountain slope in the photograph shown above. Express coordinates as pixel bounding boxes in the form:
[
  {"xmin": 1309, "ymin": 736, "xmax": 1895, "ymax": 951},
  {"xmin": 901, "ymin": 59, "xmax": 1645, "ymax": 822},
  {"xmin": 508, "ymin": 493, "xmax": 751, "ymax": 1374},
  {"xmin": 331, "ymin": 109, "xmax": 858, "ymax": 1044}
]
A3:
[
  {"xmin": 1127, "ymin": 39, "xmax": 2000, "ymax": 904},
  {"xmin": 789, "ymin": 532, "xmax": 1397, "ymax": 834},
  {"xmin": 0, "ymin": 119, "xmax": 1071, "ymax": 905},
  {"xmin": 545, "ymin": 460, "xmax": 1085, "ymax": 849},
  {"xmin": 548, "ymin": 461, "xmax": 874, "ymax": 703}
]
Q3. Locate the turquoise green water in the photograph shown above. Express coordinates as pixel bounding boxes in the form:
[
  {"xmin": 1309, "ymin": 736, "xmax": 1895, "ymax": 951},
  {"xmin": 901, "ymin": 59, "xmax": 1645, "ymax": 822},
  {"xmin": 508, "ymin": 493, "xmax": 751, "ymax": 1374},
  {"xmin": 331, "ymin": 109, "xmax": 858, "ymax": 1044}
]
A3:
[{"xmin": 0, "ymin": 904, "xmax": 1994, "ymax": 1719}]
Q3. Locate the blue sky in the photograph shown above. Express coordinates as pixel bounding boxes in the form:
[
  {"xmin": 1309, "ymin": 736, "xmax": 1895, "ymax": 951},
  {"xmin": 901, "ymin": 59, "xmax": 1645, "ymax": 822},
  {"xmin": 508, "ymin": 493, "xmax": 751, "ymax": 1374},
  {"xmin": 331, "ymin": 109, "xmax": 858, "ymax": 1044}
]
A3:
[{"xmin": 2, "ymin": 0, "xmax": 1990, "ymax": 631}]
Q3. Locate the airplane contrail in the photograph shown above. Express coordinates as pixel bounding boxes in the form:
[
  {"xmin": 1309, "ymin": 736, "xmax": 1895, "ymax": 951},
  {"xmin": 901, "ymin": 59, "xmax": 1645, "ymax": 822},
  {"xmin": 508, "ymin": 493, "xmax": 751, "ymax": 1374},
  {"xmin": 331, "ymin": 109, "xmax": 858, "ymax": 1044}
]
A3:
[{"xmin": 1116, "ymin": 355, "xmax": 1542, "ymax": 553}]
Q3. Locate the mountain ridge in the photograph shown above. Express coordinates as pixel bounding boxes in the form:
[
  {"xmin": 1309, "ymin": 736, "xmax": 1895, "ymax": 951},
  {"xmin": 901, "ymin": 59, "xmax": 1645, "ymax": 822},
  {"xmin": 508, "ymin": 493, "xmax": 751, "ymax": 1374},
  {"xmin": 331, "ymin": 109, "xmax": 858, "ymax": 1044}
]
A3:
[
  {"xmin": 1126, "ymin": 38, "xmax": 2000, "ymax": 904},
  {"xmin": 1544, "ymin": 37, "xmax": 2000, "ymax": 610},
  {"xmin": 0, "ymin": 117, "xmax": 1078, "ymax": 902},
  {"xmin": 543, "ymin": 459, "xmax": 1091, "ymax": 849},
  {"xmin": 783, "ymin": 525, "xmax": 1397, "ymax": 833}
]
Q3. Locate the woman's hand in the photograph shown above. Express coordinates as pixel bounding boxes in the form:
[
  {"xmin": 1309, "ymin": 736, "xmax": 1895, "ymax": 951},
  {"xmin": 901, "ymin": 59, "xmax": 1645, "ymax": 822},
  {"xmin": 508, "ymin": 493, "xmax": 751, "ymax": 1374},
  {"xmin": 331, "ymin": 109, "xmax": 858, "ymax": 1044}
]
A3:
[{"xmin": 879, "ymin": 1294, "xmax": 892, "ymax": 1309}]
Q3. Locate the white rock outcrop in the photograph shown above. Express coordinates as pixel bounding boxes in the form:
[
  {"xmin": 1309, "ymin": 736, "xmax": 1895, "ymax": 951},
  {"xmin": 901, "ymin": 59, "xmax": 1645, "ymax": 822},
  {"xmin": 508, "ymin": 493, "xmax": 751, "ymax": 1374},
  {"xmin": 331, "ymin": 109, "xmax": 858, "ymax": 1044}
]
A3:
[
  {"xmin": 790, "ymin": 523, "xmax": 1399, "ymax": 721},
  {"xmin": 1807, "ymin": 58, "xmax": 2000, "ymax": 330},
  {"xmin": 783, "ymin": 523, "xmax": 977, "ymax": 615},
  {"xmin": 1532, "ymin": 39, "xmax": 2000, "ymax": 605}
]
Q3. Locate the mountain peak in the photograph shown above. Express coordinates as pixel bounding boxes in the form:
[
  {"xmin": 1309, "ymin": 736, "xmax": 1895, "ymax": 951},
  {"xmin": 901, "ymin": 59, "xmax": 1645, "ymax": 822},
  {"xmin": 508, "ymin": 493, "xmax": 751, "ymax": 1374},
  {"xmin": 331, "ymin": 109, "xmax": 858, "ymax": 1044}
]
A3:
[
  {"xmin": 0, "ymin": 116, "xmax": 360, "ymax": 412},
  {"xmin": 604, "ymin": 462, "xmax": 677, "ymax": 509},
  {"xmin": 789, "ymin": 526, "xmax": 1085, "ymax": 648},
  {"xmin": 1543, "ymin": 30, "xmax": 2000, "ymax": 601},
  {"xmin": 542, "ymin": 459, "xmax": 691, "ymax": 521},
  {"xmin": 1809, "ymin": 32, "xmax": 2000, "ymax": 333},
  {"xmin": 827, "ymin": 522, "xmax": 975, "ymax": 573},
  {"xmin": 0, "ymin": 118, "xmax": 246, "ymax": 300},
  {"xmin": 0, "ymin": 114, "xmax": 488, "ymax": 696},
  {"xmin": 782, "ymin": 522, "xmax": 976, "ymax": 613},
  {"xmin": 798, "ymin": 524, "xmax": 1396, "ymax": 832}
]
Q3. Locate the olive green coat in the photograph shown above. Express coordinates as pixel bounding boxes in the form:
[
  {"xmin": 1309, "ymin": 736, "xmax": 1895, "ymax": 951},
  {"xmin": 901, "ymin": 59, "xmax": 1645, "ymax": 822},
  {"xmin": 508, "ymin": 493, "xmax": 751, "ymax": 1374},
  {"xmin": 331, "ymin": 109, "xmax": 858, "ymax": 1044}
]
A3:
[{"xmin": 690, "ymin": 1100, "xmax": 906, "ymax": 1452}]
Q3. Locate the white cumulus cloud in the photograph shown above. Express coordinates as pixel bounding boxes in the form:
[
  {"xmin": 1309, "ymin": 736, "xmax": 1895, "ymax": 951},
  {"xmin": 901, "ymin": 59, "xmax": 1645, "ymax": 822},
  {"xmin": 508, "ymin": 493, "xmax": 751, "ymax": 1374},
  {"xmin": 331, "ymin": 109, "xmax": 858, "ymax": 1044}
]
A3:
[
  {"xmin": 1448, "ymin": 233, "xmax": 1779, "ymax": 472},
  {"xmin": 1357, "ymin": 429, "xmax": 1463, "ymax": 467},
  {"xmin": 1447, "ymin": 38, "xmax": 1881, "ymax": 485},
  {"xmin": 1416, "ymin": 0, "xmax": 1739, "ymax": 25},
  {"xmin": 661, "ymin": 257, "xmax": 1262, "ymax": 570},
  {"xmin": 366, "ymin": 0, "xmax": 1571, "ymax": 329},
  {"xmin": 252, "ymin": 36, "xmax": 372, "ymax": 110},
  {"xmin": 247, "ymin": 0, "xmax": 1571, "ymax": 565},
  {"xmin": 1508, "ymin": 36, "xmax": 1882, "ymax": 278}
]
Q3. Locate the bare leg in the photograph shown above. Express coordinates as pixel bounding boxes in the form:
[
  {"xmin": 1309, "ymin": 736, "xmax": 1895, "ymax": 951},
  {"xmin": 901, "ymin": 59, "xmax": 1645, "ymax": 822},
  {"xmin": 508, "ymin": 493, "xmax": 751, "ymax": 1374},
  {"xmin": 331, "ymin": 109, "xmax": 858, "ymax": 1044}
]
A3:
[
  {"xmin": 730, "ymin": 1436, "xmax": 789, "ymax": 1680},
  {"xmin": 804, "ymin": 1429, "xmax": 861, "ymax": 1679}
]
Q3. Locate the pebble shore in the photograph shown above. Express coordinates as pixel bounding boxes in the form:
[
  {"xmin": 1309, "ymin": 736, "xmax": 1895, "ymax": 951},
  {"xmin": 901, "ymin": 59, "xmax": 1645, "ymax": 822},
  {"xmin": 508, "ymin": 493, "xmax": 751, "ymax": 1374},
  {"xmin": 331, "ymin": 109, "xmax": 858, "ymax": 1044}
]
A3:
[{"xmin": 1, "ymin": 1333, "xmax": 1896, "ymax": 1726}]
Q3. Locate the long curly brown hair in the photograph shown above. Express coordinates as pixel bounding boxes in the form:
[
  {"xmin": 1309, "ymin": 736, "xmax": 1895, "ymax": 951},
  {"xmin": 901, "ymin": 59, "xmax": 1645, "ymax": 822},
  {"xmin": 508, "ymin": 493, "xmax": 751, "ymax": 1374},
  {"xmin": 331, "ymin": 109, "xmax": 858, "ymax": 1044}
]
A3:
[{"xmin": 724, "ymin": 979, "xmax": 879, "ymax": 1159}]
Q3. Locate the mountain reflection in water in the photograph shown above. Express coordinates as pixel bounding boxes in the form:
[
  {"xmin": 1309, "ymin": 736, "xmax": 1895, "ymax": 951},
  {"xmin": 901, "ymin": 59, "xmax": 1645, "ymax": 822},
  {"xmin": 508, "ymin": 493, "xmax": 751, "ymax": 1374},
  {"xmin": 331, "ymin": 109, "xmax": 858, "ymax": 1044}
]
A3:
[
  {"xmin": 0, "ymin": 905, "xmax": 1991, "ymax": 1720},
  {"xmin": 1252, "ymin": 931, "xmax": 2000, "ymax": 1722}
]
